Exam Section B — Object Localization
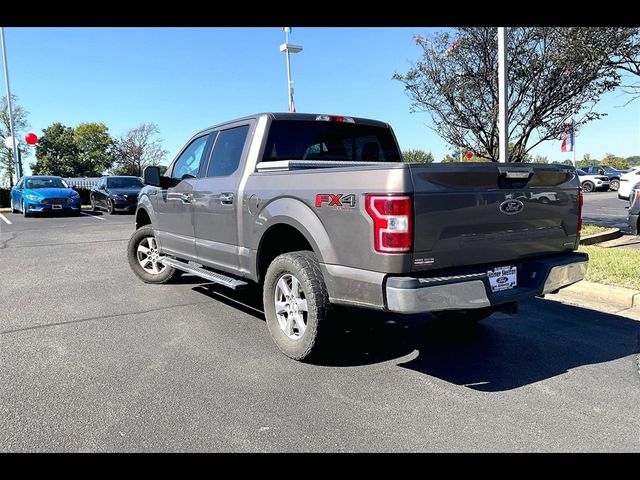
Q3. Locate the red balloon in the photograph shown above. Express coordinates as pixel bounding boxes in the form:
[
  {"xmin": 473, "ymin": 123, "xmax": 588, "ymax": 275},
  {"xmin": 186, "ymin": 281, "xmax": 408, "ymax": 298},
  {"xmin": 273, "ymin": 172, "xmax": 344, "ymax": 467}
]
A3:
[
  {"xmin": 465, "ymin": 152, "xmax": 474, "ymax": 159},
  {"xmin": 24, "ymin": 132, "xmax": 38, "ymax": 145}
]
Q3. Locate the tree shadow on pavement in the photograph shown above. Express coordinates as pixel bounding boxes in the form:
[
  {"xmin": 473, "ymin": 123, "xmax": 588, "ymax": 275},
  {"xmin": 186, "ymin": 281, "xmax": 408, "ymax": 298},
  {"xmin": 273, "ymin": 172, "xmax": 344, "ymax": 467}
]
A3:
[{"xmin": 191, "ymin": 284, "xmax": 640, "ymax": 392}]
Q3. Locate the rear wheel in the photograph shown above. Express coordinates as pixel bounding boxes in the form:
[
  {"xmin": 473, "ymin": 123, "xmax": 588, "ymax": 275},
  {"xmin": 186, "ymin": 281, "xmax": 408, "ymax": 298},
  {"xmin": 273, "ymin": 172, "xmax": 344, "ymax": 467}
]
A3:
[
  {"xmin": 582, "ymin": 181, "xmax": 594, "ymax": 193},
  {"xmin": 263, "ymin": 251, "xmax": 331, "ymax": 362},
  {"xmin": 609, "ymin": 179, "xmax": 620, "ymax": 191},
  {"xmin": 127, "ymin": 226, "xmax": 181, "ymax": 284}
]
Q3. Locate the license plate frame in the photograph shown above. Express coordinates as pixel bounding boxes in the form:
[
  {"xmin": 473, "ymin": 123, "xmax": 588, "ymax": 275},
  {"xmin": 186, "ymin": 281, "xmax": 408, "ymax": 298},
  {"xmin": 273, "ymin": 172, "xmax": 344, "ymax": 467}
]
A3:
[
  {"xmin": 487, "ymin": 265, "xmax": 517, "ymax": 292},
  {"xmin": 52, "ymin": 204, "xmax": 62, "ymax": 210}
]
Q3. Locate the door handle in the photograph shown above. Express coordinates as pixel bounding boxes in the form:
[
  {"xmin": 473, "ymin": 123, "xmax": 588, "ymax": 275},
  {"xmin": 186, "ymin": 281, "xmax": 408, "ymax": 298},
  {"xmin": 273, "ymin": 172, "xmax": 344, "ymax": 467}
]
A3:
[
  {"xmin": 218, "ymin": 193, "xmax": 234, "ymax": 205},
  {"xmin": 181, "ymin": 193, "xmax": 193, "ymax": 204}
]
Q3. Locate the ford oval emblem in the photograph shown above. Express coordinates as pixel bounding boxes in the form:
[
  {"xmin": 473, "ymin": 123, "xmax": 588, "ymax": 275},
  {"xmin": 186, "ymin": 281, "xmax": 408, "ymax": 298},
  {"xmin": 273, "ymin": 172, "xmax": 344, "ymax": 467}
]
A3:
[{"xmin": 499, "ymin": 199, "xmax": 524, "ymax": 215}]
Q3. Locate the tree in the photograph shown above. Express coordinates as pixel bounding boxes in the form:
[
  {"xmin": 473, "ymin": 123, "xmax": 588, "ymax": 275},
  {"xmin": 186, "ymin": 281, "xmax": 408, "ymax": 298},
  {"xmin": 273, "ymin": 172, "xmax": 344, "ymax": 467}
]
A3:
[
  {"xmin": 73, "ymin": 123, "xmax": 115, "ymax": 176},
  {"xmin": 1, "ymin": 94, "xmax": 31, "ymax": 186},
  {"xmin": 394, "ymin": 27, "xmax": 640, "ymax": 162},
  {"xmin": 441, "ymin": 154, "xmax": 457, "ymax": 163},
  {"xmin": 30, "ymin": 123, "xmax": 78, "ymax": 176},
  {"xmin": 552, "ymin": 159, "xmax": 574, "ymax": 165},
  {"xmin": 600, "ymin": 153, "xmax": 629, "ymax": 170},
  {"xmin": 626, "ymin": 155, "xmax": 640, "ymax": 167},
  {"xmin": 112, "ymin": 123, "xmax": 168, "ymax": 176},
  {"xmin": 402, "ymin": 149, "xmax": 434, "ymax": 163},
  {"xmin": 531, "ymin": 155, "xmax": 549, "ymax": 164}
]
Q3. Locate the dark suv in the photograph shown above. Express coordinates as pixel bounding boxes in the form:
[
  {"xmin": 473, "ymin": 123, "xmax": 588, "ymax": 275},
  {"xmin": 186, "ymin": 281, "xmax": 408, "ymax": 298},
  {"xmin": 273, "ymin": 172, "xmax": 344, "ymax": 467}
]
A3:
[
  {"xmin": 90, "ymin": 176, "xmax": 144, "ymax": 214},
  {"xmin": 582, "ymin": 165, "xmax": 623, "ymax": 191}
]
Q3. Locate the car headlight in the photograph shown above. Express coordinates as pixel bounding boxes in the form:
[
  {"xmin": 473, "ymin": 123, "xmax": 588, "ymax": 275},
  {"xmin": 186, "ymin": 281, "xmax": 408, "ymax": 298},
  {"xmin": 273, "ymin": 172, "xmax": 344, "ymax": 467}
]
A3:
[
  {"xmin": 71, "ymin": 191, "xmax": 80, "ymax": 198},
  {"xmin": 25, "ymin": 194, "xmax": 41, "ymax": 201},
  {"xmin": 112, "ymin": 194, "xmax": 125, "ymax": 200}
]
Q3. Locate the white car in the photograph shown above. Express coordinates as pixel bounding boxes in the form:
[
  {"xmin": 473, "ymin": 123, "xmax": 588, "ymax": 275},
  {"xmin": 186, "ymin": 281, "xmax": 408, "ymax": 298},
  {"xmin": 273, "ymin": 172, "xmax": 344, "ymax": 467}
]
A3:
[
  {"xmin": 576, "ymin": 169, "xmax": 610, "ymax": 193},
  {"xmin": 617, "ymin": 166, "xmax": 640, "ymax": 201}
]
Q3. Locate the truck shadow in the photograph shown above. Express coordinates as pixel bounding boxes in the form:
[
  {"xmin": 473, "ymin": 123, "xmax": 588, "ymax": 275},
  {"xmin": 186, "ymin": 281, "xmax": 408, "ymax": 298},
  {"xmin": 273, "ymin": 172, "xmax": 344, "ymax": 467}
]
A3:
[{"xmin": 193, "ymin": 284, "xmax": 640, "ymax": 392}]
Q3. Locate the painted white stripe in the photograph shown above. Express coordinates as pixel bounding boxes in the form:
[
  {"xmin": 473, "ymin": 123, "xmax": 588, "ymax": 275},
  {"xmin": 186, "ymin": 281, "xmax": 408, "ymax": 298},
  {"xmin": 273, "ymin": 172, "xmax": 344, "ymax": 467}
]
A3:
[
  {"xmin": 0, "ymin": 213, "xmax": 12, "ymax": 225},
  {"xmin": 80, "ymin": 212, "xmax": 104, "ymax": 221}
]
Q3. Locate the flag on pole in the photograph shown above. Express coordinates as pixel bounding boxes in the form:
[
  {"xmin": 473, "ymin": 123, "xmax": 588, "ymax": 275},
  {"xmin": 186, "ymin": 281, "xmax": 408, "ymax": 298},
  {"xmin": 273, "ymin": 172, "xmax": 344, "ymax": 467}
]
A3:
[{"xmin": 561, "ymin": 121, "xmax": 574, "ymax": 153}]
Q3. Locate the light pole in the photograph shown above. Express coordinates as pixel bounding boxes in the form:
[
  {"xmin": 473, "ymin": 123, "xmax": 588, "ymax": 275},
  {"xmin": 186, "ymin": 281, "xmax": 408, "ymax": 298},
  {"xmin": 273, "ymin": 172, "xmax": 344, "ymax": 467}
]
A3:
[
  {"xmin": 279, "ymin": 27, "xmax": 303, "ymax": 113},
  {"xmin": 497, "ymin": 27, "xmax": 509, "ymax": 163},
  {"xmin": 1, "ymin": 27, "xmax": 20, "ymax": 183}
]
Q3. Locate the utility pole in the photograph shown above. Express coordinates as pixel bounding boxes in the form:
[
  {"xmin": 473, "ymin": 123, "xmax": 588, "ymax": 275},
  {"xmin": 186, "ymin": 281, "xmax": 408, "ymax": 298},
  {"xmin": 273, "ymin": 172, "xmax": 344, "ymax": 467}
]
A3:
[
  {"xmin": 497, "ymin": 27, "xmax": 509, "ymax": 163},
  {"xmin": 1, "ymin": 27, "xmax": 20, "ymax": 183}
]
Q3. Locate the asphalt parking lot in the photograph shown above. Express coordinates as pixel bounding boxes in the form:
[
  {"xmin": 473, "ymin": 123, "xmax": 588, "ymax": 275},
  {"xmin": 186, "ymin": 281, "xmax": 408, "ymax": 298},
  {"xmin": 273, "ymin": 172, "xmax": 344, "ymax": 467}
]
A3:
[
  {"xmin": 0, "ymin": 209, "xmax": 639, "ymax": 452},
  {"xmin": 582, "ymin": 190, "xmax": 631, "ymax": 231}
]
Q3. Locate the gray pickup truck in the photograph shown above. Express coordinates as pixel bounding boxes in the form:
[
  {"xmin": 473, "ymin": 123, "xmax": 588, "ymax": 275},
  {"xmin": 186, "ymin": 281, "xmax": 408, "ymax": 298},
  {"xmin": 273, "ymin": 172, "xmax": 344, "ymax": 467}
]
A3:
[{"xmin": 128, "ymin": 112, "xmax": 588, "ymax": 361}]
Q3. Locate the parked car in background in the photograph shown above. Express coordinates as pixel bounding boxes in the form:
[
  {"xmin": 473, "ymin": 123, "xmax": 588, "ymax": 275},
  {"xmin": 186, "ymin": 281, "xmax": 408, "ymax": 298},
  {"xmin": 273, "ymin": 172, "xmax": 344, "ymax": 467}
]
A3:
[
  {"xmin": 582, "ymin": 165, "xmax": 625, "ymax": 191},
  {"xmin": 10, "ymin": 176, "xmax": 81, "ymax": 217},
  {"xmin": 576, "ymin": 169, "xmax": 610, "ymax": 193},
  {"xmin": 617, "ymin": 166, "xmax": 640, "ymax": 201},
  {"xmin": 90, "ymin": 176, "xmax": 144, "ymax": 214},
  {"xmin": 627, "ymin": 186, "xmax": 640, "ymax": 235}
]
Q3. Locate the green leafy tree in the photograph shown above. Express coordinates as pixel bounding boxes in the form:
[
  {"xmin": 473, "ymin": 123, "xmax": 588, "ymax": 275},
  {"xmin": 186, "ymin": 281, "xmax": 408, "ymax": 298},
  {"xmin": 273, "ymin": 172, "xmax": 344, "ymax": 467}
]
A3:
[
  {"xmin": 1, "ymin": 94, "xmax": 31, "ymax": 186},
  {"xmin": 600, "ymin": 153, "xmax": 629, "ymax": 170},
  {"xmin": 552, "ymin": 159, "xmax": 574, "ymax": 165},
  {"xmin": 402, "ymin": 149, "xmax": 434, "ymax": 163},
  {"xmin": 625, "ymin": 155, "xmax": 640, "ymax": 166},
  {"xmin": 531, "ymin": 155, "xmax": 549, "ymax": 164},
  {"xmin": 441, "ymin": 154, "xmax": 457, "ymax": 162},
  {"xmin": 394, "ymin": 27, "xmax": 639, "ymax": 162},
  {"xmin": 73, "ymin": 122, "xmax": 115, "ymax": 176},
  {"xmin": 30, "ymin": 123, "xmax": 78, "ymax": 176},
  {"xmin": 111, "ymin": 123, "xmax": 168, "ymax": 177}
]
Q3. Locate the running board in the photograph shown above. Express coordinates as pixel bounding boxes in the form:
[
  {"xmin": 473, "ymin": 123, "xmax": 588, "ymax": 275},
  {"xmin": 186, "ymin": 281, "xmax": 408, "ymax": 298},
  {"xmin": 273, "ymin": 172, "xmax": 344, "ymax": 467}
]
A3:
[{"xmin": 159, "ymin": 257, "xmax": 248, "ymax": 290}]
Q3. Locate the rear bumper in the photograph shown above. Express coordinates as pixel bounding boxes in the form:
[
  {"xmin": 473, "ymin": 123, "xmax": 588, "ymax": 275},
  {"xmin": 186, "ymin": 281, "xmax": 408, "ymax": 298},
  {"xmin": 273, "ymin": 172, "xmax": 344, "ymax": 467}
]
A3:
[{"xmin": 385, "ymin": 253, "xmax": 588, "ymax": 314}]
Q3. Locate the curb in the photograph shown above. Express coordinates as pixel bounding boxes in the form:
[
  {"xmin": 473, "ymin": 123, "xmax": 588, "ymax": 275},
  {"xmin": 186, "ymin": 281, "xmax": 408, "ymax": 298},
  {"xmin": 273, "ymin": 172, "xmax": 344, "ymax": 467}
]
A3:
[
  {"xmin": 579, "ymin": 228, "xmax": 622, "ymax": 245},
  {"xmin": 550, "ymin": 280, "xmax": 640, "ymax": 311}
]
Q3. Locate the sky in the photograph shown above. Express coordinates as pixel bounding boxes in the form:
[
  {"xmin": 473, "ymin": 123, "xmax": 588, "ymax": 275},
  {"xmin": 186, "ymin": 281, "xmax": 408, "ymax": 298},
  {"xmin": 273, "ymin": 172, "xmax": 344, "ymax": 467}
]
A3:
[{"xmin": 2, "ymin": 27, "xmax": 639, "ymax": 175}]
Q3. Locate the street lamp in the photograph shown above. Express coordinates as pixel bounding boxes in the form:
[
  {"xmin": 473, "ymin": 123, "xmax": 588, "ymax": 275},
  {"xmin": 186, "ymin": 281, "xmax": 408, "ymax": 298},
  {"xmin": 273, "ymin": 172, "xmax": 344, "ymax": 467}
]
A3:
[
  {"xmin": 1, "ymin": 27, "xmax": 20, "ymax": 183},
  {"xmin": 280, "ymin": 27, "xmax": 303, "ymax": 113}
]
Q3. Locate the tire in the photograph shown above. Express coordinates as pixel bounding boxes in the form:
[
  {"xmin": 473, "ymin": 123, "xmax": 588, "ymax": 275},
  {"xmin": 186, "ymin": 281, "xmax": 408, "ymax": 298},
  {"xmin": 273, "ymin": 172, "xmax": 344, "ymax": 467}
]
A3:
[
  {"xmin": 22, "ymin": 200, "xmax": 30, "ymax": 218},
  {"xmin": 263, "ymin": 251, "xmax": 331, "ymax": 362},
  {"xmin": 127, "ymin": 225, "xmax": 182, "ymax": 284},
  {"xmin": 582, "ymin": 181, "xmax": 594, "ymax": 193},
  {"xmin": 91, "ymin": 196, "xmax": 98, "ymax": 211},
  {"xmin": 432, "ymin": 307, "xmax": 495, "ymax": 324},
  {"xmin": 107, "ymin": 198, "xmax": 115, "ymax": 215},
  {"xmin": 609, "ymin": 179, "xmax": 619, "ymax": 191},
  {"xmin": 10, "ymin": 199, "xmax": 17, "ymax": 214}
]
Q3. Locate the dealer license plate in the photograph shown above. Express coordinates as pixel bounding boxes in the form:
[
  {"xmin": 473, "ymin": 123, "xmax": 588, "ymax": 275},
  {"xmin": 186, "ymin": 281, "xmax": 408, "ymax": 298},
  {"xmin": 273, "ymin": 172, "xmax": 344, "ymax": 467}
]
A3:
[
  {"xmin": 52, "ymin": 204, "xmax": 62, "ymax": 210},
  {"xmin": 487, "ymin": 266, "xmax": 517, "ymax": 292}
]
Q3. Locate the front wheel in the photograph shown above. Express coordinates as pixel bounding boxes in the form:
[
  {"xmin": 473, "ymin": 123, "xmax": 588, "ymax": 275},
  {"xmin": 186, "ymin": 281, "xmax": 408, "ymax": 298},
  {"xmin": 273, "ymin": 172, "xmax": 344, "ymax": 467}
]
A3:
[
  {"xmin": 22, "ymin": 200, "xmax": 30, "ymax": 218},
  {"xmin": 11, "ymin": 199, "xmax": 18, "ymax": 214},
  {"xmin": 263, "ymin": 251, "xmax": 331, "ymax": 362},
  {"xmin": 581, "ymin": 181, "xmax": 595, "ymax": 193},
  {"xmin": 107, "ymin": 198, "xmax": 115, "ymax": 215},
  {"xmin": 609, "ymin": 179, "xmax": 620, "ymax": 191},
  {"xmin": 127, "ymin": 226, "xmax": 181, "ymax": 284}
]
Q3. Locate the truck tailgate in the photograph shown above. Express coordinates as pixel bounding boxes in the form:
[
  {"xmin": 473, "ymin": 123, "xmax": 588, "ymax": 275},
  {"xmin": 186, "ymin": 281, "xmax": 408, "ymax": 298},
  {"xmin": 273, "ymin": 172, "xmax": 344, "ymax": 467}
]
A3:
[{"xmin": 409, "ymin": 163, "xmax": 580, "ymax": 272}]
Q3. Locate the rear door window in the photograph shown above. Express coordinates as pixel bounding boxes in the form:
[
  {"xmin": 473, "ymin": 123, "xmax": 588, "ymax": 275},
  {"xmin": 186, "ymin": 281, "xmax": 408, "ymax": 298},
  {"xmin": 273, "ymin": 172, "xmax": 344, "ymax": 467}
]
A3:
[{"xmin": 206, "ymin": 125, "xmax": 250, "ymax": 177}]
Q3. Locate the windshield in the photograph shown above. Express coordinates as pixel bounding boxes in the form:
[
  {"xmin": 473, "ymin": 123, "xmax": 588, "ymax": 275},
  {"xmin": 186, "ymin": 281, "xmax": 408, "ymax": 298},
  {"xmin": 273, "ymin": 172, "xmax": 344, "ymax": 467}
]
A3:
[
  {"xmin": 26, "ymin": 177, "xmax": 68, "ymax": 189},
  {"xmin": 262, "ymin": 120, "xmax": 402, "ymax": 163},
  {"xmin": 107, "ymin": 177, "xmax": 144, "ymax": 189},
  {"xmin": 601, "ymin": 166, "xmax": 617, "ymax": 173}
]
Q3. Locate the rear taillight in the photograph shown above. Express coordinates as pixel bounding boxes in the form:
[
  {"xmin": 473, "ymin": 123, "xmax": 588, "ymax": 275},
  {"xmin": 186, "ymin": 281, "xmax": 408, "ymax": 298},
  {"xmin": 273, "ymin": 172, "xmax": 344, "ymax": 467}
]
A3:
[
  {"xmin": 577, "ymin": 190, "xmax": 584, "ymax": 232},
  {"xmin": 365, "ymin": 194, "xmax": 412, "ymax": 253},
  {"xmin": 315, "ymin": 115, "xmax": 355, "ymax": 123}
]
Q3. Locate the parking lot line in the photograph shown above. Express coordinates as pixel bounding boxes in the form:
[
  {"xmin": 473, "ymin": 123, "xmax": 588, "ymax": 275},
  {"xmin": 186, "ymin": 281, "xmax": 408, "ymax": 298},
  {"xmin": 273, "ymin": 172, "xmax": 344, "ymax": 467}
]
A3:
[
  {"xmin": 80, "ymin": 212, "xmax": 105, "ymax": 221},
  {"xmin": 0, "ymin": 213, "xmax": 12, "ymax": 225}
]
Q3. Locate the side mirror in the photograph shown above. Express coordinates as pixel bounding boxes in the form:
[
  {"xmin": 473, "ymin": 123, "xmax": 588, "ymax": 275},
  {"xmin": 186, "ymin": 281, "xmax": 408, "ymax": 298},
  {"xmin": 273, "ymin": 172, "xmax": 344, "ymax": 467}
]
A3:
[{"xmin": 144, "ymin": 166, "xmax": 162, "ymax": 187}]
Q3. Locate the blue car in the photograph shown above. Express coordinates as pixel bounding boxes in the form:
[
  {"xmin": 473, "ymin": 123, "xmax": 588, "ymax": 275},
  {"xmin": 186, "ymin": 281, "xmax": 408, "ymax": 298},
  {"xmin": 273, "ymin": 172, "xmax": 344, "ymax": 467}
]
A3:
[{"xmin": 10, "ymin": 175, "xmax": 82, "ymax": 217}]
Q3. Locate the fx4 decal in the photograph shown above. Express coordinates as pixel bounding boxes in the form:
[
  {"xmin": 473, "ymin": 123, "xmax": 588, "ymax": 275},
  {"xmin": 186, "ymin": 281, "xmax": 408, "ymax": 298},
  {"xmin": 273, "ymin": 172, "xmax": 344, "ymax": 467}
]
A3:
[{"xmin": 315, "ymin": 193, "xmax": 357, "ymax": 208}]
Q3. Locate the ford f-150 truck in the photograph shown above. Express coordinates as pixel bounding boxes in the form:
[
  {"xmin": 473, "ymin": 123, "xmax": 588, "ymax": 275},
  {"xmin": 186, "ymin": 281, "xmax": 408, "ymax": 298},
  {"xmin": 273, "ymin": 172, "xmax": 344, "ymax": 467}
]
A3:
[{"xmin": 128, "ymin": 112, "xmax": 588, "ymax": 361}]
